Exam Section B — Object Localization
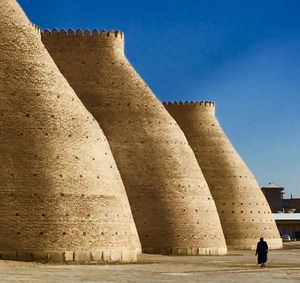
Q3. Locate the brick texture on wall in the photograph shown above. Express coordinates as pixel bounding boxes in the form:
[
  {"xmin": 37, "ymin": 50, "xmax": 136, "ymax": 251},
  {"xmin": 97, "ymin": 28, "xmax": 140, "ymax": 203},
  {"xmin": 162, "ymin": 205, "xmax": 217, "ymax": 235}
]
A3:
[
  {"xmin": 0, "ymin": 0, "xmax": 141, "ymax": 262},
  {"xmin": 164, "ymin": 101, "xmax": 283, "ymax": 250},
  {"xmin": 42, "ymin": 29, "xmax": 227, "ymax": 255}
]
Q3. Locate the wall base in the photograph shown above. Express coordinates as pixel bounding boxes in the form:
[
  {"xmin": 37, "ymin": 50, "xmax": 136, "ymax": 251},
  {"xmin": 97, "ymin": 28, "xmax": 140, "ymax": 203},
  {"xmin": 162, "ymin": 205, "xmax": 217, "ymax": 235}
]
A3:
[
  {"xmin": 143, "ymin": 246, "xmax": 227, "ymax": 256},
  {"xmin": 0, "ymin": 248, "xmax": 141, "ymax": 263},
  {"xmin": 226, "ymin": 238, "xmax": 283, "ymax": 250}
]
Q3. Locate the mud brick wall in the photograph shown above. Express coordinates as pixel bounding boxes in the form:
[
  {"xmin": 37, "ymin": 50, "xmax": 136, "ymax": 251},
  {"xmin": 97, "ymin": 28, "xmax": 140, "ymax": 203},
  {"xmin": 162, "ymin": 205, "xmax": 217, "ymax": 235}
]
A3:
[
  {"xmin": 164, "ymin": 101, "xmax": 282, "ymax": 250},
  {"xmin": 0, "ymin": 0, "xmax": 141, "ymax": 262},
  {"xmin": 42, "ymin": 29, "xmax": 227, "ymax": 255}
]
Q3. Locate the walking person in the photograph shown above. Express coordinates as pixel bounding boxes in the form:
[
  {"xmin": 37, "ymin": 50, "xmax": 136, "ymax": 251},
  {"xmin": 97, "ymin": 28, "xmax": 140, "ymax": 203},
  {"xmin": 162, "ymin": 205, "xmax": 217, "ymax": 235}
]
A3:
[{"xmin": 255, "ymin": 237, "xmax": 268, "ymax": 268}]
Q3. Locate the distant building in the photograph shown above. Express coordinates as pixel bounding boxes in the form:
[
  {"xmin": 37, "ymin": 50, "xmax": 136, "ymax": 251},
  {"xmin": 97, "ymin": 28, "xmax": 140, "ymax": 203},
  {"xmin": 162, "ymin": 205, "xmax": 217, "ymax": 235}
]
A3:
[
  {"xmin": 261, "ymin": 182, "xmax": 284, "ymax": 212},
  {"xmin": 283, "ymin": 198, "xmax": 300, "ymax": 212},
  {"xmin": 261, "ymin": 182, "xmax": 300, "ymax": 213},
  {"xmin": 262, "ymin": 182, "xmax": 300, "ymax": 240},
  {"xmin": 273, "ymin": 214, "xmax": 300, "ymax": 240}
]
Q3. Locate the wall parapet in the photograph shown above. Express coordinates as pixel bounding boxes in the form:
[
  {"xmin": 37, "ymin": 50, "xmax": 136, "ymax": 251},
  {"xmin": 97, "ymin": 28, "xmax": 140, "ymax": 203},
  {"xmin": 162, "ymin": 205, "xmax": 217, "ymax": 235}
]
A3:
[
  {"xmin": 42, "ymin": 28, "xmax": 124, "ymax": 40},
  {"xmin": 163, "ymin": 101, "xmax": 215, "ymax": 108},
  {"xmin": 30, "ymin": 23, "xmax": 41, "ymax": 35}
]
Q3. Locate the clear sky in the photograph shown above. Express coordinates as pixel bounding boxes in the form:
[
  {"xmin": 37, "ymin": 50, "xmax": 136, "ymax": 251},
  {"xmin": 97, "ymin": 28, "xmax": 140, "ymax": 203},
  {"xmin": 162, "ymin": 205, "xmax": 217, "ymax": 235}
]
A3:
[{"xmin": 18, "ymin": 0, "xmax": 300, "ymax": 197}]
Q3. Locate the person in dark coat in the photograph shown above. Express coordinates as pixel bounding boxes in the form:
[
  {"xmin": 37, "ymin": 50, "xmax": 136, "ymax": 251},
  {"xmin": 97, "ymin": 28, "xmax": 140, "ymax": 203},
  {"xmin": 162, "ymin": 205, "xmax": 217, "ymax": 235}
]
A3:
[{"xmin": 255, "ymin": 237, "xmax": 268, "ymax": 268}]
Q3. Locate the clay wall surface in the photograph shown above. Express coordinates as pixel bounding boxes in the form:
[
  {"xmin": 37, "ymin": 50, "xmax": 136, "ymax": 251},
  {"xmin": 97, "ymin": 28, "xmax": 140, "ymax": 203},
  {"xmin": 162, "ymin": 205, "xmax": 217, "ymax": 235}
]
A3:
[
  {"xmin": 42, "ymin": 30, "xmax": 227, "ymax": 255},
  {"xmin": 164, "ymin": 101, "xmax": 282, "ymax": 250},
  {"xmin": 0, "ymin": 0, "xmax": 141, "ymax": 262}
]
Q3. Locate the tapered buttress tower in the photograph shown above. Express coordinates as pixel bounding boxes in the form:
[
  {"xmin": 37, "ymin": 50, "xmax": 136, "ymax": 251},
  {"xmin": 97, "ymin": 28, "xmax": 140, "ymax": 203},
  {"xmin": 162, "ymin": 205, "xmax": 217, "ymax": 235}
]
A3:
[
  {"xmin": 42, "ymin": 29, "xmax": 227, "ymax": 255},
  {"xmin": 0, "ymin": 0, "xmax": 141, "ymax": 262},
  {"xmin": 164, "ymin": 101, "xmax": 282, "ymax": 249}
]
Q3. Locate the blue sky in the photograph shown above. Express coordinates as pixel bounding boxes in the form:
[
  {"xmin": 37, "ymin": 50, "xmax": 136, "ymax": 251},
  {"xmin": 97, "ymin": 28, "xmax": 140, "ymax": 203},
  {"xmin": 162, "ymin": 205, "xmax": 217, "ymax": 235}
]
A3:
[{"xmin": 19, "ymin": 0, "xmax": 300, "ymax": 197}]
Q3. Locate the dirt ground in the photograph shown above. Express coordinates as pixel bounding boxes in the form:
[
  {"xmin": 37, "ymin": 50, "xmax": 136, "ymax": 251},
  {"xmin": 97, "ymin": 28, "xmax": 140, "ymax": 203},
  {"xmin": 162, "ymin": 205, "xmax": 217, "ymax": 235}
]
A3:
[{"xmin": 0, "ymin": 244, "xmax": 300, "ymax": 283}]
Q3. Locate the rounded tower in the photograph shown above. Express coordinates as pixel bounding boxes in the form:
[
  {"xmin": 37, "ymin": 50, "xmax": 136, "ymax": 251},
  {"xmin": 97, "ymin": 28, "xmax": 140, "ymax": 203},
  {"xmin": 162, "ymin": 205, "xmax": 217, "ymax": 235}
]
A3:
[
  {"xmin": 0, "ymin": 0, "xmax": 141, "ymax": 262},
  {"xmin": 164, "ymin": 101, "xmax": 282, "ymax": 249},
  {"xmin": 42, "ymin": 29, "xmax": 227, "ymax": 255}
]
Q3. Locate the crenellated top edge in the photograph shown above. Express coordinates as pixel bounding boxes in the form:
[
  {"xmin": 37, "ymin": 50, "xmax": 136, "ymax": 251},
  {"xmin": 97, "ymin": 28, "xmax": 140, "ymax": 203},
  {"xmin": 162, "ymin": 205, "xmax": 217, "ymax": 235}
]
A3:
[
  {"xmin": 163, "ymin": 101, "xmax": 215, "ymax": 108},
  {"xmin": 41, "ymin": 28, "xmax": 124, "ymax": 39},
  {"xmin": 30, "ymin": 23, "xmax": 42, "ymax": 35}
]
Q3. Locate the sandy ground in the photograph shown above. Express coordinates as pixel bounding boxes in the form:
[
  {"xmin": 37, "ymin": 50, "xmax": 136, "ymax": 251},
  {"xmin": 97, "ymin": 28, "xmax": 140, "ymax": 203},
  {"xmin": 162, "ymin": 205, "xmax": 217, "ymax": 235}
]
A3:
[{"xmin": 0, "ymin": 245, "xmax": 300, "ymax": 283}]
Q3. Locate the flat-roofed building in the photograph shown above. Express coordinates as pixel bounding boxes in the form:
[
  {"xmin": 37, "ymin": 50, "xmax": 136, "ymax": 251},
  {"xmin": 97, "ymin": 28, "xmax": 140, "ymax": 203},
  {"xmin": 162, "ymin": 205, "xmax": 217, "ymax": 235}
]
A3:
[
  {"xmin": 262, "ymin": 182, "xmax": 300, "ymax": 213},
  {"xmin": 261, "ymin": 182, "xmax": 284, "ymax": 212},
  {"xmin": 273, "ymin": 214, "xmax": 300, "ymax": 240}
]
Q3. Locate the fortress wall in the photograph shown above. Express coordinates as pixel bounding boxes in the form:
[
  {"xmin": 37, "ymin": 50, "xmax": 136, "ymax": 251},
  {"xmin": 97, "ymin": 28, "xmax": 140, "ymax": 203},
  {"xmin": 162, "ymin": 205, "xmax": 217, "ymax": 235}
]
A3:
[
  {"xmin": 42, "ymin": 30, "xmax": 227, "ymax": 255},
  {"xmin": 0, "ymin": 0, "xmax": 141, "ymax": 262},
  {"xmin": 164, "ymin": 101, "xmax": 283, "ymax": 250}
]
